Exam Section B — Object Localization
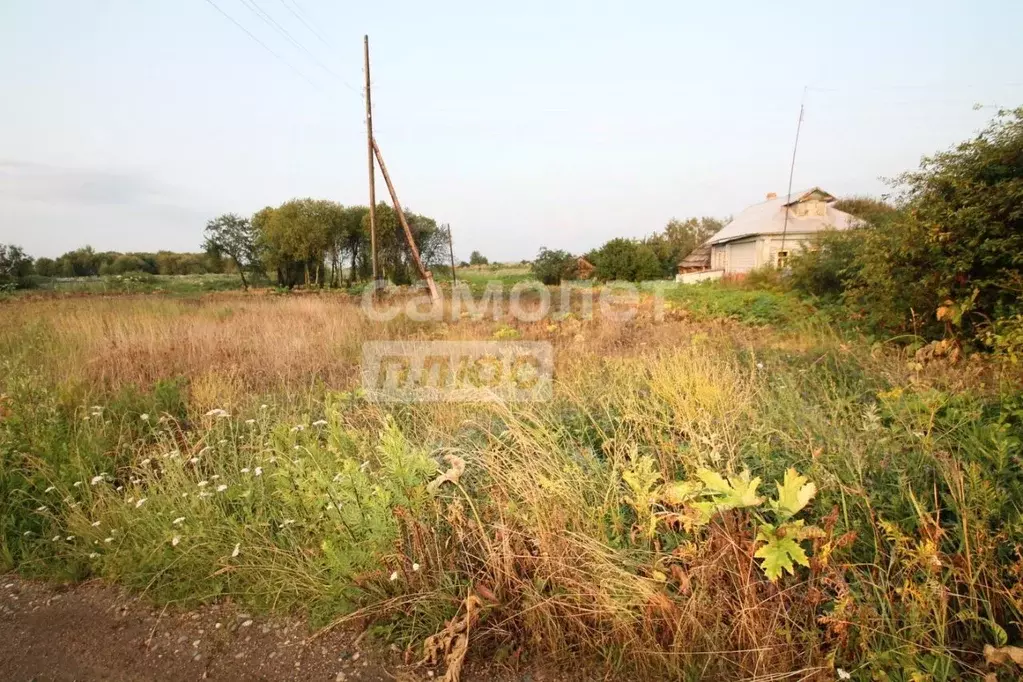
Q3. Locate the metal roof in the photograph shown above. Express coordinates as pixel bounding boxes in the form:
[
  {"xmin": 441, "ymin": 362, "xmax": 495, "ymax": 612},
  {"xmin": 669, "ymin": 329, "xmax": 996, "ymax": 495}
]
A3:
[{"xmin": 705, "ymin": 187, "xmax": 855, "ymax": 246}]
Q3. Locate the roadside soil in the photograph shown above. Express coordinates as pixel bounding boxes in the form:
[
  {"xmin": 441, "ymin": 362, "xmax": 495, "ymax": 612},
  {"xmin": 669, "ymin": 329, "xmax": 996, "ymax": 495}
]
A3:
[{"xmin": 0, "ymin": 575, "xmax": 588, "ymax": 682}]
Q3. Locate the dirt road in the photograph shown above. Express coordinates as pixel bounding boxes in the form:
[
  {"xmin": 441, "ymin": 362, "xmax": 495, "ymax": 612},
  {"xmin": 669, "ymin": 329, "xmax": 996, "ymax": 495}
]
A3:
[{"xmin": 0, "ymin": 575, "xmax": 575, "ymax": 682}]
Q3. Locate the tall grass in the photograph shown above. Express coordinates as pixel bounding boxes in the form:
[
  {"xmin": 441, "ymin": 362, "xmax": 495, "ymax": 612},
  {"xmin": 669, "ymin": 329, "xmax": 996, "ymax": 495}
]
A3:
[{"xmin": 1, "ymin": 291, "xmax": 1021, "ymax": 680}]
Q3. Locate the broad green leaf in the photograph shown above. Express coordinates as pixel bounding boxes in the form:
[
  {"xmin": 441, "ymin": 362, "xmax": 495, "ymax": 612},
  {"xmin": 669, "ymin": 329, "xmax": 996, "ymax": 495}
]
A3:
[
  {"xmin": 754, "ymin": 535, "xmax": 810, "ymax": 581},
  {"xmin": 696, "ymin": 468, "xmax": 762, "ymax": 509},
  {"xmin": 660, "ymin": 480, "xmax": 701, "ymax": 506},
  {"xmin": 771, "ymin": 468, "xmax": 816, "ymax": 520},
  {"xmin": 696, "ymin": 469, "xmax": 730, "ymax": 494}
]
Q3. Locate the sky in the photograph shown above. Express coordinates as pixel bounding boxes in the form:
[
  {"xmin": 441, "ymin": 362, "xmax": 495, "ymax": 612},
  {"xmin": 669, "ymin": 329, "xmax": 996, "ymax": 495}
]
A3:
[{"xmin": 2, "ymin": 1, "xmax": 1022, "ymax": 261}]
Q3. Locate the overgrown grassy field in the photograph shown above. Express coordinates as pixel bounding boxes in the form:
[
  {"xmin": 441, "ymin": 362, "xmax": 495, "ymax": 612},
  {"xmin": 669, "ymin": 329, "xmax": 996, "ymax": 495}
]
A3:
[{"xmin": 1, "ymin": 288, "xmax": 1021, "ymax": 680}]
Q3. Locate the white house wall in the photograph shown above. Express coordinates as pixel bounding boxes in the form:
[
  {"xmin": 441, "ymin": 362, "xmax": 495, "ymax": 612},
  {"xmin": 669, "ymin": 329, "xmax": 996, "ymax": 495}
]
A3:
[{"xmin": 713, "ymin": 234, "xmax": 818, "ymax": 273}]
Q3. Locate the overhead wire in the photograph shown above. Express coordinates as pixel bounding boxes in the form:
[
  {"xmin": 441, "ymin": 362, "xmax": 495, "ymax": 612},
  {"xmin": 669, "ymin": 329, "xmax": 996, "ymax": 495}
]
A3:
[
  {"xmin": 202, "ymin": 0, "xmax": 320, "ymax": 89},
  {"xmin": 277, "ymin": 0, "xmax": 333, "ymax": 51},
  {"xmin": 236, "ymin": 0, "xmax": 360, "ymax": 93}
]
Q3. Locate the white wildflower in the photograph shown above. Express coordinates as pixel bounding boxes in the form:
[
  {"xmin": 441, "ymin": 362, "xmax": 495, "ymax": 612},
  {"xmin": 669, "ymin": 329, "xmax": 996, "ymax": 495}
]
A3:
[
  {"xmin": 756, "ymin": 362, "xmax": 764, "ymax": 370},
  {"xmin": 231, "ymin": 543, "xmax": 240, "ymax": 558},
  {"xmin": 290, "ymin": 425, "xmax": 304, "ymax": 433},
  {"xmin": 73, "ymin": 481, "xmax": 82, "ymax": 488},
  {"xmin": 44, "ymin": 486, "xmax": 56, "ymax": 493},
  {"xmin": 218, "ymin": 439, "xmax": 227, "ymax": 445},
  {"xmin": 216, "ymin": 484, "xmax": 227, "ymax": 493},
  {"xmin": 254, "ymin": 467, "xmax": 262, "ymax": 477},
  {"xmin": 104, "ymin": 537, "xmax": 114, "ymax": 543},
  {"xmin": 172, "ymin": 517, "xmax": 186, "ymax": 525},
  {"xmin": 172, "ymin": 535, "xmax": 181, "ymax": 547},
  {"xmin": 240, "ymin": 468, "xmax": 250, "ymax": 474},
  {"xmin": 52, "ymin": 536, "xmax": 61, "ymax": 542},
  {"xmin": 140, "ymin": 458, "xmax": 151, "ymax": 466},
  {"xmin": 260, "ymin": 404, "xmax": 268, "ymax": 410},
  {"xmin": 245, "ymin": 419, "xmax": 255, "ymax": 426},
  {"xmin": 189, "ymin": 457, "xmax": 200, "ymax": 465},
  {"xmin": 89, "ymin": 552, "xmax": 99, "ymax": 559},
  {"xmin": 83, "ymin": 416, "xmax": 90, "ymax": 422},
  {"xmin": 116, "ymin": 486, "xmax": 123, "ymax": 491},
  {"xmin": 35, "ymin": 506, "xmax": 47, "ymax": 512},
  {"xmin": 140, "ymin": 413, "xmax": 150, "ymax": 421},
  {"xmin": 90, "ymin": 475, "xmax": 104, "ymax": 485},
  {"xmin": 389, "ymin": 571, "xmax": 399, "ymax": 582},
  {"xmin": 210, "ymin": 474, "xmax": 220, "ymax": 480},
  {"xmin": 135, "ymin": 498, "xmax": 147, "ymax": 508},
  {"xmin": 312, "ymin": 420, "xmax": 328, "ymax": 427},
  {"xmin": 837, "ymin": 670, "xmax": 851, "ymax": 681},
  {"xmin": 412, "ymin": 563, "xmax": 421, "ymax": 572},
  {"xmin": 205, "ymin": 408, "xmax": 230, "ymax": 419},
  {"xmin": 282, "ymin": 519, "xmax": 295, "ymax": 526},
  {"xmin": 66, "ymin": 535, "xmax": 75, "ymax": 541},
  {"xmin": 198, "ymin": 491, "xmax": 212, "ymax": 499},
  {"xmin": 197, "ymin": 480, "xmax": 209, "ymax": 488},
  {"xmin": 181, "ymin": 492, "xmax": 189, "ymax": 498}
]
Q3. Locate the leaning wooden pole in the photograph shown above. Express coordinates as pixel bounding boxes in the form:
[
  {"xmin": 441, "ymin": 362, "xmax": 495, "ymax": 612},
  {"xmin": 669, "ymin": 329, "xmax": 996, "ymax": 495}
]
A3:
[
  {"xmin": 446, "ymin": 224, "xmax": 457, "ymax": 285},
  {"xmin": 372, "ymin": 138, "xmax": 440, "ymax": 304}
]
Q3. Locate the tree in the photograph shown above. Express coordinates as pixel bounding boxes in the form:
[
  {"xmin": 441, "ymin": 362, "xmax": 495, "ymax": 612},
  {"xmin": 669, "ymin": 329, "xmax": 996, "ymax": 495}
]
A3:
[
  {"xmin": 645, "ymin": 217, "xmax": 723, "ymax": 277},
  {"xmin": 531, "ymin": 248, "xmax": 578, "ymax": 285},
  {"xmin": 789, "ymin": 108, "xmax": 1023, "ymax": 342},
  {"xmin": 203, "ymin": 213, "xmax": 260, "ymax": 290},
  {"xmin": 34, "ymin": 257, "xmax": 57, "ymax": 277},
  {"xmin": 589, "ymin": 238, "xmax": 665, "ymax": 282},
  {"xmin": 469, "ymin": 251, "xmax": 488, "ymax": 266},
  {"xmin": 0, "ymin": 244, "xmax": 34, "ymax": 288}
]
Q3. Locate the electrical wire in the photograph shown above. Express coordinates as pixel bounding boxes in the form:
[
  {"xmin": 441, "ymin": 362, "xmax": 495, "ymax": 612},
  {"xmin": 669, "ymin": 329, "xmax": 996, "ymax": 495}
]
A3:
[
  {"xmin": 202, "ymin": 0, "xmax": 319, "ymax": 88},
  {"xmin": 237, "ymin": 0, "xmax": 359, "ymax": 93},
  {"xmin": 277, "ymin": 0, "xmax": 333, "ymax": 50}
]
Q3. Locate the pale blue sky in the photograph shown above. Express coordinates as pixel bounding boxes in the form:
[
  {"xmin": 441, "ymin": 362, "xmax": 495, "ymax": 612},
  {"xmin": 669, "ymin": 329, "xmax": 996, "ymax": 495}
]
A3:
[{"xmin": 2, "ymin": 0, "xmax": 1021, "ymax": 260}]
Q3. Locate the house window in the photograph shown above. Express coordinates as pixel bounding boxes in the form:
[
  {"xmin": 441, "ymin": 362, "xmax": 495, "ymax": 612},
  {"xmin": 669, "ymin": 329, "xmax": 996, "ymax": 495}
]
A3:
[{"xmin": 776, "ymin": 250, "xmax": 790, "ymax": 268}]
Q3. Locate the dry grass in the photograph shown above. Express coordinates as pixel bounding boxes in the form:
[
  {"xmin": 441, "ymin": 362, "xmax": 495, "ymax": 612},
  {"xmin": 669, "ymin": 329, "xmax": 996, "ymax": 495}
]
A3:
[{"xmin": 2, "ymin": 289, "xmax": 1022, "ymax": 680}]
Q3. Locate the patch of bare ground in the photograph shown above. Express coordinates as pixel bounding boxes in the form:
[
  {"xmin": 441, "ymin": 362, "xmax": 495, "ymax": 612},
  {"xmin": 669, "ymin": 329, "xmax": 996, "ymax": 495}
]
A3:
[{"xmin": 0, "ymin": 575, "xmax": 595, "ymax": 682}]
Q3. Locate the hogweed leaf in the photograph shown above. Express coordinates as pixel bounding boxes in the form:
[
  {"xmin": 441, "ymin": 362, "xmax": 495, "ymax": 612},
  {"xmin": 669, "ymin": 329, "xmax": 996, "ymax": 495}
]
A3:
[
  {"xmin": 660, "ymin": 480, "xmax": 701, "ymax": 507},
  {"xmin": 771, "ymin": 468, "xmax": 817, "ymax": 520},
  {"xmin": 754, "ymin": 535, "xmax": 810, "ymax": 581}
]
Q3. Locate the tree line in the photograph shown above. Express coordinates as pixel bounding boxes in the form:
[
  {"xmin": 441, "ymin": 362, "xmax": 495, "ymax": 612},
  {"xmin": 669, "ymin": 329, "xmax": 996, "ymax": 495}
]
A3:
[
  {"xmin": 0, "ymin": 244, "xmax": 228, "ymax": 288},
  {"xmin": 205, "ymin": 198, "xmax": 450, "ymax": 290},
  {"xmin": 1, "ymin": 198, "xmax": 449, "ymax": 291},
  {"xmin": 530, "ymin": 216, "xmax": 725, "ymax": 284}
]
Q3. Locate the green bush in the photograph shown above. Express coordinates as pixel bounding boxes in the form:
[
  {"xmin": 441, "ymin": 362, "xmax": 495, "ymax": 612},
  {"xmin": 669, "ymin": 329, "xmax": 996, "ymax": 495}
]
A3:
[
  {"xmin": 787, "ymin": 108, "xmax": 1023, "ymax": 343},
  {"xmin": 590, "ymin": 238, "xmax": 664, "ymax": 282},
  {"xmin": 531, "ymin": 247, "xmax": 578, "ymax": 285}
]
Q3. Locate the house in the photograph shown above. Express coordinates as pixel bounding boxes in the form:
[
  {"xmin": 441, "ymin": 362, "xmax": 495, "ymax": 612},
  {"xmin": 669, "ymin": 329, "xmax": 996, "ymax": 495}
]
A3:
[{"xmin": 676, "ymin": 188, "xmax": 856, "ymax": 280}]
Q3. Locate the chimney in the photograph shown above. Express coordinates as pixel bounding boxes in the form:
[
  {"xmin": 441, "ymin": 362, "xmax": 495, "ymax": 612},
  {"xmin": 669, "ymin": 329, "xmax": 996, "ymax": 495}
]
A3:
[{"xmin": 766, "ymin": 192, "xmax": 778, "ymax": 200}]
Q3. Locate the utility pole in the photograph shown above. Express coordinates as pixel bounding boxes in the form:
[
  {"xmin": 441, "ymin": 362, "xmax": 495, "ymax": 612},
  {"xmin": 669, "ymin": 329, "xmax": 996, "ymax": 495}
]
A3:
[
  {"xmin": 372, "ymin": 138, "xmax": 440, "ymax": 304},
  {"xmin": 364, "ymin": 35, "xmax": 379, "ymax": 283},
  {"xmin": 780, "ymin": 88, "xmax": 807, "ymax": 255},
  {"xmin": 446, "ymin": 224, "xmax": 457, "ymax": 285}
]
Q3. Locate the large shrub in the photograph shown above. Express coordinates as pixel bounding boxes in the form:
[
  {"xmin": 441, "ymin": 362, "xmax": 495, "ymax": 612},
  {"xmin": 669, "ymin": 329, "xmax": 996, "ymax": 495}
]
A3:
[
  {"xmin": 789, "ymin": 108, "xmax": 1023, "ymax": 341},
  {"xmin": 590, "ymin": 238, "xmax": 664, "ymax": 282},
  {"xmin": 531, "ymin": 247, "xmax": 577, "ymax": 284}
]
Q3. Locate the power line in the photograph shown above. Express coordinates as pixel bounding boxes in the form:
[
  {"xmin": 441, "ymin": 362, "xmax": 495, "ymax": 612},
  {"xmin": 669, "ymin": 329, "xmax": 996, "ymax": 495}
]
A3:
[
  {"xmin": 237, "ymin": 0, "xmax": 359, "ymax": 93},
  {"xmin": 277, "ymin": 0, "xmax": 333, "ymax": 50},
  {"xmin": 202, "ymin": 0, "xmax": 319, "ymax": 88}
]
